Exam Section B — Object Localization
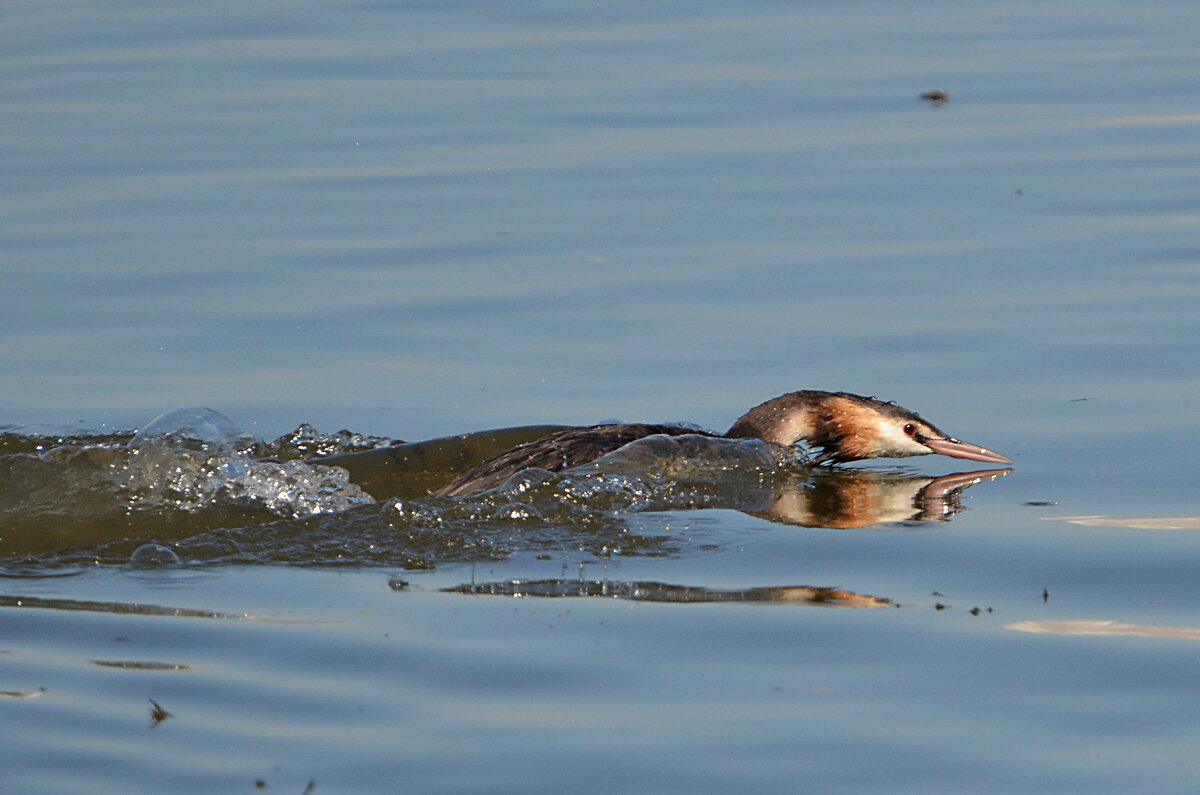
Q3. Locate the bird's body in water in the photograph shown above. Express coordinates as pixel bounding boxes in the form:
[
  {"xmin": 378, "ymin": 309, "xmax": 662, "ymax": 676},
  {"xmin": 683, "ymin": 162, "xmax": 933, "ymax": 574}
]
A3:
[{"xmin": 431, "ymin": 390, "xmax": 1012, "ymax": 497}]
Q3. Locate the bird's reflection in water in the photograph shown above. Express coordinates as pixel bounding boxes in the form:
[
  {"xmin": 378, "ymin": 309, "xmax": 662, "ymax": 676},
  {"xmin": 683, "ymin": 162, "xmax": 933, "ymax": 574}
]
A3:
[
  {"xmin": 755, "ymin": 467, "xmax": 1010, "ymax": 528},
  {"xmin": 438, "ymin": 578, "xmax": 891, "ymax": 607}
]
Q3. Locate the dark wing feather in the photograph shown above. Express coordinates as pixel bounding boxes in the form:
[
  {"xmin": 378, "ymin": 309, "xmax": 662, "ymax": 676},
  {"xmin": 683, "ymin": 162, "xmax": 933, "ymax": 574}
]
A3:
[{"xmin": 430, "ymin": 423, "xmax": 707, "ymax": 497}]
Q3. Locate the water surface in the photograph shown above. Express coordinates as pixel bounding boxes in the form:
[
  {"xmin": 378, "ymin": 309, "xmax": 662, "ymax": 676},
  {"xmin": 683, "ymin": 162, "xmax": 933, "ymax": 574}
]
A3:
[{"xmin": 3, "ymin": 1, "xmax": 1200, "ymax": 792}]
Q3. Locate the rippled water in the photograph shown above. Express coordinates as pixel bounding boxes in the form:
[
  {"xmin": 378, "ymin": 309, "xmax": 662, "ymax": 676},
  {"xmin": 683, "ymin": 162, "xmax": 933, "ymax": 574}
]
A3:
[{"xmin": 5, "ymin": 0, "xmax": 1200, "ymax": 792}]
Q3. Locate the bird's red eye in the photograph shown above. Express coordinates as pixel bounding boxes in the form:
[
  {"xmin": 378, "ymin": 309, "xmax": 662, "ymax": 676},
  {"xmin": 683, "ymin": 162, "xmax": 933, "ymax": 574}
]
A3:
[{"xmin": 903, "ymin": 423, "xmax": 916, "ymax": 436}]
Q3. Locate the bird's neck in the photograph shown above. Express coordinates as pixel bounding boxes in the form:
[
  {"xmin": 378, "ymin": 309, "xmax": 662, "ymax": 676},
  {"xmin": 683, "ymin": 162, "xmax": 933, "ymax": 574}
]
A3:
[{"xmin": 724, "ymin": 391, "xmax": 826, "ymax": 447}]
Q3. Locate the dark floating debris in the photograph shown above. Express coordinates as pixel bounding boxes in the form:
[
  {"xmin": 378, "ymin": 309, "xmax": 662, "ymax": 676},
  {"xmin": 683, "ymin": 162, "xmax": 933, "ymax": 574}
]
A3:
[
  {"xmin": 1023, "ymin": 501, "xmax": 1058, "ymax": 507},
  {"xmin": 1043, "ymin": 588, "xmax": 1050, "ymax": 603},
  {"xmin": 920, "ymin": 89, "xmax": 949, "ymax": 104},
  {"xmin": 149, "ymin": 698, "xmax": 171, "ymax": 727}
]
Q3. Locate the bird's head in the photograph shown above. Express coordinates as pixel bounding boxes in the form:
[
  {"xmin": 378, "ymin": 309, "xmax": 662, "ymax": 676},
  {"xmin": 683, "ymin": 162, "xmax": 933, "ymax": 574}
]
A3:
[
  {"xmin": 727, "ymin": 391, "xmax": 1012, "ymax": 466},
  {"xmin": 808, "ymin": 393, "xmax": 1012, "ymax": 465}
]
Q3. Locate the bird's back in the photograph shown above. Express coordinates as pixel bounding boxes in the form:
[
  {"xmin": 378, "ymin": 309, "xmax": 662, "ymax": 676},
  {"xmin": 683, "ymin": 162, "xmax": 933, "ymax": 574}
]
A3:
[{"xmin": 430, "ymin": 423, "xmax": 712, "ymax": 497}]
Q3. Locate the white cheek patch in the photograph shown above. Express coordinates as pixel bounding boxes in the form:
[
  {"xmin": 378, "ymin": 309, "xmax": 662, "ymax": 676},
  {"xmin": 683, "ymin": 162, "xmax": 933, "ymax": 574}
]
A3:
[{"xmin": 872, "ymin": 422, "xmax": 932, "ymax": 458}]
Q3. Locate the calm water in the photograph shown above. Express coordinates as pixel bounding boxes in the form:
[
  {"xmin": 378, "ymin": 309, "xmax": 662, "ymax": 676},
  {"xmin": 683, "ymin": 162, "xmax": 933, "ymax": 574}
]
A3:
[{"xmin": 4, "ymin": 1, "xmax": 1200, "ymax": 792}]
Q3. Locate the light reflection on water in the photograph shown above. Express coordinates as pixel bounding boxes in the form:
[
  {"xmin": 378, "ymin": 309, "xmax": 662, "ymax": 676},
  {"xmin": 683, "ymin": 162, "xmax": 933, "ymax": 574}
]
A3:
[{"xmin": 3, "ymin": 0, "xmax": 1200, "ymax": 792}]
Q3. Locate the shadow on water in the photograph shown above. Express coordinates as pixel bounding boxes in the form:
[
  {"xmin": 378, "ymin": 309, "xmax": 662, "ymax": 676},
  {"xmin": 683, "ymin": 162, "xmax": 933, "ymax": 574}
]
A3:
[{"xmin": 0, "ymin": 409, "xmax": 1008, "ymax": 573}]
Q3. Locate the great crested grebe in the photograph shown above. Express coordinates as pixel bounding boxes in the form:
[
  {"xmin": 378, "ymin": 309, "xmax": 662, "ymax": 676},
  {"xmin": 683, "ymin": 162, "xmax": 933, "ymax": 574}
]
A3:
[{"xmin": 430, "ymin": 390, "xmax": 1012, "ymax": 498}]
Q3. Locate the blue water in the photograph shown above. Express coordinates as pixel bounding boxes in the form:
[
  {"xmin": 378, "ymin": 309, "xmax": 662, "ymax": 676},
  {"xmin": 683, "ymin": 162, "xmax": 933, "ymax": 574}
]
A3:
[{"xmin": 4, "ymin": 1, "xmax": 1200, "ymax": 792}]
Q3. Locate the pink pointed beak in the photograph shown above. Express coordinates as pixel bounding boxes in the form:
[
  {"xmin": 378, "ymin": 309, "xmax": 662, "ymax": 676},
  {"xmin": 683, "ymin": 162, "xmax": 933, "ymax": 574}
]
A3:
[{"xmin": 923, "ymin": 436, "xmax": 1013, "ymax": 465}]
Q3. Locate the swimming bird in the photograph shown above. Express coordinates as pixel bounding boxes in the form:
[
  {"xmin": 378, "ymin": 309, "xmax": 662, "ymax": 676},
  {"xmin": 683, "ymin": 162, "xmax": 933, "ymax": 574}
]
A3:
[{"xmin": 430, "ymin": 390, "xmax": 1012, "ymax": 497}]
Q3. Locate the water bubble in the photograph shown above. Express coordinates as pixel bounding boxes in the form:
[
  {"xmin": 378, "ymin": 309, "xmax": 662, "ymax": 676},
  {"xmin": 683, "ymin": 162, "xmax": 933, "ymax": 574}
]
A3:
[
  {"xmin": 129, "ymin": 543, "xmax": 181, "ymax": 567},
  {"xmin": 491, "ymin": 503, "xmax": 543, "ymax": 522},
  {"xmin": 130, "ymin": 407, "xmax": 252, "ymax": 450}
]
